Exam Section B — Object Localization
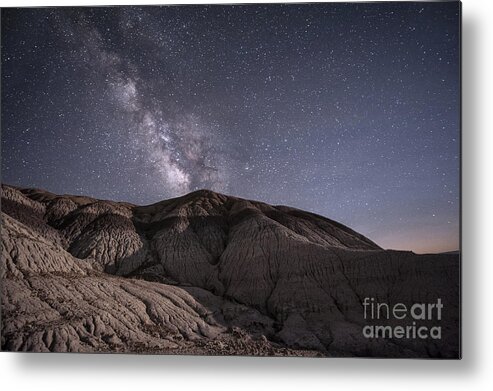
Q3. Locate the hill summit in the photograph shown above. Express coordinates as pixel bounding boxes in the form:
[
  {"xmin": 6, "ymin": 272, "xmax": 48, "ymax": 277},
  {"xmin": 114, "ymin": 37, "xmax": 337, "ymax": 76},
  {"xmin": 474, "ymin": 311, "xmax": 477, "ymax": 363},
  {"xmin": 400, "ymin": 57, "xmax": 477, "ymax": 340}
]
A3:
[{"xmin": 1, "ymin": 184, "xmax": 459, "ymax": 357}]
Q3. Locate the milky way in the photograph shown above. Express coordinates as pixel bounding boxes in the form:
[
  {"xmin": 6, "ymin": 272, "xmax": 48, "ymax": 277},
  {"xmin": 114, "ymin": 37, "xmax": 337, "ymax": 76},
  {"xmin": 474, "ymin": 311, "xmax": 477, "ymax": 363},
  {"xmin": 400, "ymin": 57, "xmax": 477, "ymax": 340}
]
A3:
[
  {"xmin": 1, "ymin": 3, "xmax": 460, "ymax": 253},
  {"xmin": 55, "ymin": 9, "xmax": 228, "ymax": 194}
]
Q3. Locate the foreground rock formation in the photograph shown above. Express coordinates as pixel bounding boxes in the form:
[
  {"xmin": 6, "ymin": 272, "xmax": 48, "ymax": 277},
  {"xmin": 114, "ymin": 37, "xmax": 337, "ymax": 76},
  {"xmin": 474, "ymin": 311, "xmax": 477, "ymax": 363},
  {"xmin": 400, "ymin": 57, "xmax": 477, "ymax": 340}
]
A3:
[{"xmin": 1, "ymin": 184, "xmax": 460, "ymax": 357}]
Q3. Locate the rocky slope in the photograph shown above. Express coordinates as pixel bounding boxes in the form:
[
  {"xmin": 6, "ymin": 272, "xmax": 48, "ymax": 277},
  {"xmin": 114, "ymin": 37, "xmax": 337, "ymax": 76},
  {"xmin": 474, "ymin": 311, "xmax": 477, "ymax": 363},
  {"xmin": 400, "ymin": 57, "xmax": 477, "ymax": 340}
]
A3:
[{"xmin": 0, "ymin": 184, "xmax": 460, "ymax": 357}]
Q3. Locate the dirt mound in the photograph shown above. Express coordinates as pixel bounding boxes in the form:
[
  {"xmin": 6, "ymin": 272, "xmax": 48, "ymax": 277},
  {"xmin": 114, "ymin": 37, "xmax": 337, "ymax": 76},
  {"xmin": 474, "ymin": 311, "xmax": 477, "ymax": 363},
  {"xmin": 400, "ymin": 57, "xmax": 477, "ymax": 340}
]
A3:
[{"xmin": 1, "ymin": 185, "xmax": 460, "ymax": 357}]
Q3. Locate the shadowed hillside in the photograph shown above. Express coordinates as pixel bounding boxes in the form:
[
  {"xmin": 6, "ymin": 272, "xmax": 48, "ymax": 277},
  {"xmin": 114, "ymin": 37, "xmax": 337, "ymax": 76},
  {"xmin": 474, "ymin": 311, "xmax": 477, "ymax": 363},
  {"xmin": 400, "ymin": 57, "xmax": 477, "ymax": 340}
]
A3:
[{"xmin": 1, "ymin": 184, "xmax": 460, "ymax": 357}]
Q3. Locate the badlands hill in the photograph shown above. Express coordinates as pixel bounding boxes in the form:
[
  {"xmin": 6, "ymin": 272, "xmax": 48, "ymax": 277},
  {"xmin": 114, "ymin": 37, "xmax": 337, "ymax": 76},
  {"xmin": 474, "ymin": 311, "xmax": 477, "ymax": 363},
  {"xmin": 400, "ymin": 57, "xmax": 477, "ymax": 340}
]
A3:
[{"xmin": 1, "ymin": 184, "xmax": 460, "ymax": 357}]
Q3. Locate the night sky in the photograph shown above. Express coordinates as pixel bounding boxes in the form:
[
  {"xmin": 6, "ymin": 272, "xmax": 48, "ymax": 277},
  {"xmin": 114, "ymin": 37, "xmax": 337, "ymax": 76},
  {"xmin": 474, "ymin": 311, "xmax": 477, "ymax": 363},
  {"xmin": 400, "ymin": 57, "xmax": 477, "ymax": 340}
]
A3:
[{"xmin": 1, "ymin": 2, "xmax": 460, "ymax": 253}]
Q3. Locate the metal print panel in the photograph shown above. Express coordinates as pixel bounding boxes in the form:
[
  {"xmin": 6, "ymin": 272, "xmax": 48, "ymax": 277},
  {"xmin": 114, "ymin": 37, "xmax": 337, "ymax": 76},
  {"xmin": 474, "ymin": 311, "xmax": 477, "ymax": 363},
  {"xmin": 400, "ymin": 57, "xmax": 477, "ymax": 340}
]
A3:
[{"xmin": 0, "ymin": 1, "xmax": 461, "ymax": 358}]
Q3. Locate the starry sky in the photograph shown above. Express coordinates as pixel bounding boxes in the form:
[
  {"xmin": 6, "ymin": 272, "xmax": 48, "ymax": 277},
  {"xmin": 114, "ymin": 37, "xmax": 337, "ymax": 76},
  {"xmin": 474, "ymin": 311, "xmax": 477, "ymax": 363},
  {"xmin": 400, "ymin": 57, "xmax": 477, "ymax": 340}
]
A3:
[{"xmin": 1, "ymin": 2, "xmax": 460, "ymax": 253}]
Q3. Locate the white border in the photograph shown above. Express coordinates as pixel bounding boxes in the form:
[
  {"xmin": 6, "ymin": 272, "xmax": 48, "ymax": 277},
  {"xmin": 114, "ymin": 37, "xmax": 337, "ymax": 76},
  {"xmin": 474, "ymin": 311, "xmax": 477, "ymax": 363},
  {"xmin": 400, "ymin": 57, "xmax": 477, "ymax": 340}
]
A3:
[{"xmin": 2, "ymin": 0, "xmax": 492, "ymax": 390}]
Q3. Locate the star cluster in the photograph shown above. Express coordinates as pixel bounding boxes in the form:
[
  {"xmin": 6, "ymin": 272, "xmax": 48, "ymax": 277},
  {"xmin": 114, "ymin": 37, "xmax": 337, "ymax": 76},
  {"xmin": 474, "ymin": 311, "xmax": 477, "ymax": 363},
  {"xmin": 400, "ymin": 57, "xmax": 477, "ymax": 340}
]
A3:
[{"xmin": 1, "ymin": 3, "xmax": 460, "ymax": 253}]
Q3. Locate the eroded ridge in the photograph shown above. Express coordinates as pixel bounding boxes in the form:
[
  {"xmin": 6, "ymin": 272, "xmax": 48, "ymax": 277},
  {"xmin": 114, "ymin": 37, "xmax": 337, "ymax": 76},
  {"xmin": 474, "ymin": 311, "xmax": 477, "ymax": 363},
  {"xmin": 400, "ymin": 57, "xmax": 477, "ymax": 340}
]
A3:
[{"xmin": 1, "ymin": 185, "xmax": 459, "ymax": 357}]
